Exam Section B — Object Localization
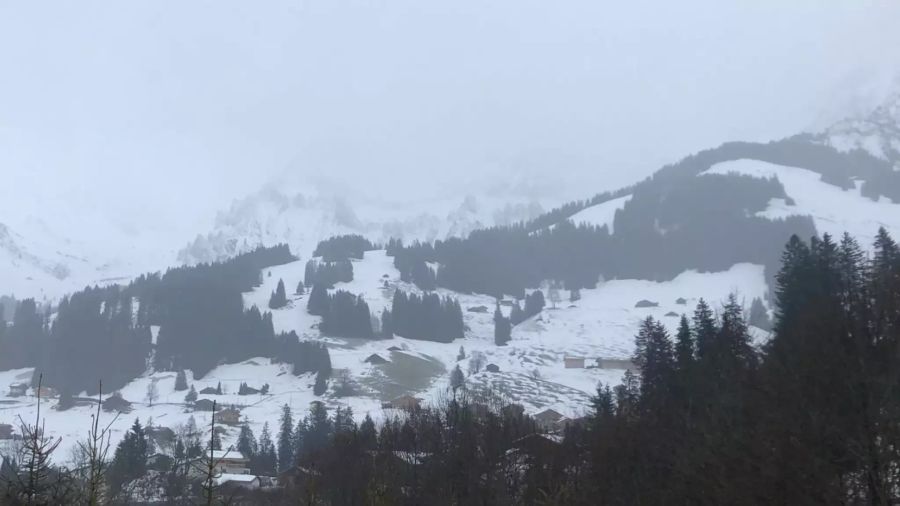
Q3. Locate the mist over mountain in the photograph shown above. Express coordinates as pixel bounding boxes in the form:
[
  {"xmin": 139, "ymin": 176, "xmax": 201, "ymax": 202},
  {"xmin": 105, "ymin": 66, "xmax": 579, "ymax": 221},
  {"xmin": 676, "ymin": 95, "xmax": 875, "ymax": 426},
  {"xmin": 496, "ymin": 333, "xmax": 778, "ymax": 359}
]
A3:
[{"xmin": 4, "ymin": 3, "xmax": 900, "ymax": 503}]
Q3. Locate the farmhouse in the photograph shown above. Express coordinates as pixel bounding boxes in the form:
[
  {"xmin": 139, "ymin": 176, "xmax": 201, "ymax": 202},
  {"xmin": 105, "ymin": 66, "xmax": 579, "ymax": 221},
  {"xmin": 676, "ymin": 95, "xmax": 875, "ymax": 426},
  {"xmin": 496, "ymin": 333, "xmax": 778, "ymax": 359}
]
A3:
[
  {"xmin": 211, "ymin": 450, "xmax": 251, "ymax": 475},
  {"xmin": 217, "ymin": 474, "xmax": 260, "ymax": 491},
  {"xmin": 364, "ymin": 353, "xmax": 389, "ymax": 365},
  {"xmin": 382, "ymin": 395, "xmax": 421, "ymax": 411},
  {"xmin": 218, "ymin": 407, "xmax": 241, "ymax": 425},
  {"xmin": 0, "ymin": 424, "xmax": 13, "ymax": 440},
  {"xmin": 194, "ymin": 399, "xmax": 220, "ymax": 412},
  {"xmin": 564, "ymin": 357, "xmax": 585, "ymax": 369},
  {"xmin": 8, "ymin": 383, "xmax": 27, "ymax": 397},
  {"xmin": 533, "ymin": 409, "xmax": 565, "ymax": 431}
]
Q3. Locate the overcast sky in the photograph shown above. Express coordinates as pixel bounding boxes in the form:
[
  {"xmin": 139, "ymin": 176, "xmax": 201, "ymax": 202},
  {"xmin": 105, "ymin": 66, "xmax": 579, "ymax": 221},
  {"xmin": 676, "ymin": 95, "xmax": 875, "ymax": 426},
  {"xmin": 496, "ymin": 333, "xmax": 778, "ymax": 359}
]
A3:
[{"xmin": 2, "ymin": 1, "xmax": 899, "ymax": 238}]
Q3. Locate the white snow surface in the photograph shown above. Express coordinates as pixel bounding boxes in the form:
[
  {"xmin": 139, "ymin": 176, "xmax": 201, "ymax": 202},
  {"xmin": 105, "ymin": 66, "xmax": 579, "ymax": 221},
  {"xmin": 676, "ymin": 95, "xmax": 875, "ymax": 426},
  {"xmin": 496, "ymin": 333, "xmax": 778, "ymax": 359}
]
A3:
[
  {"xmin": 566, "ymin": 195, "xmax": 632, "ymax": 233},
  {"xmin": 702, "ymin": 159, "xmax": 900, "ymax": 245},
  {"xmin": 0, "ymin": 250, "xmax": 770, "ymax": 464}
]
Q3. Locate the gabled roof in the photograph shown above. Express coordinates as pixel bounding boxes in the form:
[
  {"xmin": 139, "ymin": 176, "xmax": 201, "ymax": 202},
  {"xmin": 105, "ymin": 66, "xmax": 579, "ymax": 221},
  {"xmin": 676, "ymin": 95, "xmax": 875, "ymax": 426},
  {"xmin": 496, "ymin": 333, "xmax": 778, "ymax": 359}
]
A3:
[{"xmin": 534, "ymin": 409, "xmax": 565, "ymax": 422}]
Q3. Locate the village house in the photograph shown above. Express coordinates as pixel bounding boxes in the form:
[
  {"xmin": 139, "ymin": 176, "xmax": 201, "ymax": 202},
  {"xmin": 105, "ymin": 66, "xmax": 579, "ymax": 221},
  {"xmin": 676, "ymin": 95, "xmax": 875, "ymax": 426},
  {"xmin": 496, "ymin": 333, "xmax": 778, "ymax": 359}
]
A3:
[
  {"xmin": 217, "ymin": 407, "xmax": 241, "ymax": 425},
  {"xmin": 533, "ymin": 408, "xmax": 566, "ymax": 432},
  {"xmin": 382, "ymin": 395, "xmax": 421, "ymax": 411},
  {"xmin": 217, "ymin": 474, "xmax": 260, "ymax": 491},
  {"xmin": 102, "ymin": 393, "xmax": 133, "ymax": 413},
  {"xmin": 485, "ymin": 363, "xmax": 500, "ymax": 373},
  {"xmin": 198, "ymin": 386, "xmax": 219, "ymax": 395},
  {"xmin": 364, "ymin": 353, "xmax": 389, "ymax": 365},
  {"xmin": 0, "ymin": 424, "xmax": 13, "ymax": 440},
  {"xmin": 34, "ymin": 386, "xmax": 57, "ymax": 399},
  {"xmin": 212, "ymin": 450, "xmax": 251, "ymax": 475},
  {"xmin": 564, "ymin": 357, "xmax": 585, "ymax": 369},
  {"xmin": 8, "ymin": 383, "xmax": 27, "ymax": 397},
  {"xmin": 193, "ymin": 399, "xmax": 219, "ymax": 412}
]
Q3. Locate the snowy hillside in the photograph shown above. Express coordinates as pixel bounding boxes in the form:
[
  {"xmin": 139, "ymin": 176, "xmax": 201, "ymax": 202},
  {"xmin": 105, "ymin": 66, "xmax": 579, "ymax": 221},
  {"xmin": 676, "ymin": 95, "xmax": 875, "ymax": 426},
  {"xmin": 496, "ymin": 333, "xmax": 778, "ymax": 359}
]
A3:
[
  {"xmin": 0, "ymin": 250, "xmax": 771, "ymax": 462},
  {"xmin": 702, "ymin": 159, "xmax": 900, "ymax": 245}
]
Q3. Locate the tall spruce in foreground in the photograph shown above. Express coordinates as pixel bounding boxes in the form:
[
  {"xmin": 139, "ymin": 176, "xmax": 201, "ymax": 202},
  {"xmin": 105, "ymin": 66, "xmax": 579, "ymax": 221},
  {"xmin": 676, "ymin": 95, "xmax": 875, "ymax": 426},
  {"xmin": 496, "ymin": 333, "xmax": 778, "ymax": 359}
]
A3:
[{"xmin": 277, "ymin": 404, "xmax": 294, "ymax": 472}]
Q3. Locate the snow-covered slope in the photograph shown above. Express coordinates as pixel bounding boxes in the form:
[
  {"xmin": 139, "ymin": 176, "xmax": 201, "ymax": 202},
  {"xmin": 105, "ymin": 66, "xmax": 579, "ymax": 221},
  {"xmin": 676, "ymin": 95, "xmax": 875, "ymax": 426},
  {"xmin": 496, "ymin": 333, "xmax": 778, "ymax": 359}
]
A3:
[
  {"xmin": 702, "ymin": 159, "xmax": 900, "ymax": 245},
  {"xmin": 567, "ymin": 194, "xmax": 632, "ymax": 233}
]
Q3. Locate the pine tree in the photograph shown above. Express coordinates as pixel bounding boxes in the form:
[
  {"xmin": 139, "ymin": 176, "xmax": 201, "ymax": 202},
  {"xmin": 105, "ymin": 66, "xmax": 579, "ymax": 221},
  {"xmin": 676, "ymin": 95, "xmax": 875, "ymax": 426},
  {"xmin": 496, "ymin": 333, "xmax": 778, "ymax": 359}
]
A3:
[
  {"xmin": 215, "ymin": 382, "xmax": 223, "ymax": 395},
  {"xmin": 307, "ymin": 284, "xmax": 329, "ymax": 316},
  {"xmin": 638, "ymin": 317, "xmax": 675, "ymax": 408},
  {"xmin": 296, "ymin": 280, "xmax": 305, "ymax": 295},
  {"xmin": 748, "ymin": 297, "xmax": 771, "ymax": 331},
  {"xmin": 494, "ymin": 303, "xmax": 511, "ymax": 346},
  {"xmin": 108, "ymin": 419, "xmax": 149, "ymax": 494},
  {"xmin": 257, "ymin": 422, "xmax": 277, "ymax": 476},
  {"xmin": 174, "ymin": 370, "xmax": 188, "ymax": 391},
  {"xmin": 675, "ymin": 315, "xmax": 694, "ymax": 371},
  {"xmin": 359, "ymin": 415, "xmax": 377, "ymax": 450},
  {"xmin": 184, "ymin": 386, "xmax": 198, "ymax": 403},
  {"xmin": 269, "ymin": 279, "xmax": 288, "ymax": 309},
  {"xmin": 450, "ymin": 364, "xmax": 465, "ymax": 391},
  {"xmin": 304, "ymin": 401, "xmax": 332, "ymax": 455},
  {"xmin": 692, "ymin": 298, "xmax": 716, "ymax": 360},
  {"xmin": 313, "ymin": 371, "xmax": 328, "ymax": 396},
  {"xmin": 277, "ymin": 404, "xmax": 294, "ymax": 472},
  {"xmin": 457, "ymin": 346, "xmax": 466, "ymax": 361},
  {"xmin": 236, "ymin": 424, "xmax": 258, "ymax": 463}
]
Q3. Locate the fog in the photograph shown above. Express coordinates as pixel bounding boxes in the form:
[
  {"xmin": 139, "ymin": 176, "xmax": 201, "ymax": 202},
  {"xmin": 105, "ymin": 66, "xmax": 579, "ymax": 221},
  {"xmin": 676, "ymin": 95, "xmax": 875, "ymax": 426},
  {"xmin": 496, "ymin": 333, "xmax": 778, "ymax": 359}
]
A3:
[{"xmin": 2, "ymin": 0, "xmax": 899, "ymax": 238}]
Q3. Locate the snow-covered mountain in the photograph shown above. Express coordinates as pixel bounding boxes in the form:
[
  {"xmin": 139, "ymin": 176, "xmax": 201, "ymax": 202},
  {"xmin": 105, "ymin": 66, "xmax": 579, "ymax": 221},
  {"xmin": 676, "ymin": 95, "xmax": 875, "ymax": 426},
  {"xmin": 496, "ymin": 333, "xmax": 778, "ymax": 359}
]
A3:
[
  {"xmin": 0, "ymin": 206, "xmax": 195, "ymax": 301},
  {"xmin": 815, "ymin": 88, "xmax": 900, "ymax": 171},
  {"xmin": 177, "ymin": 180, "xmax": 551, "ymax": 265}
]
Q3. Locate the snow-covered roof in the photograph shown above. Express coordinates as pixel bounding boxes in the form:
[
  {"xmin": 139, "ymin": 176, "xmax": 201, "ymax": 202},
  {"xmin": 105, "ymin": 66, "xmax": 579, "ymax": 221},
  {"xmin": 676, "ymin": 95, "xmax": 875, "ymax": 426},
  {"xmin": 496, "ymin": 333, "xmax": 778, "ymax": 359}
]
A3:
[
  {"xmin": 211, "ymin": 450, "xmax": 246, "ymax": 461},
  {"xmin": 216, "ymin": 473, "xmax": 258, "ymax": 485}
]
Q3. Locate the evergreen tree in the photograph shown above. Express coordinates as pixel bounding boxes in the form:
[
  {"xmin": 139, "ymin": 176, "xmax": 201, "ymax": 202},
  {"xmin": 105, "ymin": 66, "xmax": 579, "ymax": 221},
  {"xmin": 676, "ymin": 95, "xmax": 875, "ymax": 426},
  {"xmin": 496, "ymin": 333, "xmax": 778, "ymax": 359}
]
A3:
[
  {"xmin": 184, "ymin": 385, "xmax": 197, "ymax": 403},
  {"xmin": 174, "ymin": 370, "xmax": 188, "ymax": 391},
  {"xmin": 457, "ymin": 346, "xmax": 466, "ymax": 361},
  {"xmin": 277, "ymin": 404, "xmax": 294, "ymax": 472},
  {"xmin": 692, "ymin": 298, "xmax": 716, "ymax": 360},
  {"xmin": 381, "ymin": 309, "xmax": 393, "ymax": 338},
  {"xmin": 304, "ymin": 401, "xmax": 332, "ymax": 455},
  {"xmin": 450, "ymin": 364, "xmax": 465, "ymax": 391},
  {"xmin": 674, "ymin": 314, "xmax": 694, "ymax": 371},
  {"xmin": 494, "ymin": 304, "xmax": 511, "ymax": 346},
  {"xmin": 237, "ymin": 424, "xmax": 258, "ymax": 463},
  {"xmin": 108, "ymin": 419, "xmax": 149, "ymax": 494},
  {"xmin": 359, "ymin": 414, "xmax": 377, "ymax": 449},
  {"xmin": 215, "ymin": 382, "xmax": 223, "ymax": 395},
  {"xmin": 313, "ymin": 371, "xmax": 328, "ymax": 396},
  {"xmin": 257, "ymin": 422, "xmax": 277, "ymax": 476},
  {"xmin": 269, "ymin": 279, "xmax": 288, "ymax": 309},
  {"xmin": 307, "ymin": 284, "xmax": 329, "ymax": 316},
  {"xmin": 296, "ymin": 280, "xmax": 305, "ymax": 295}
]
